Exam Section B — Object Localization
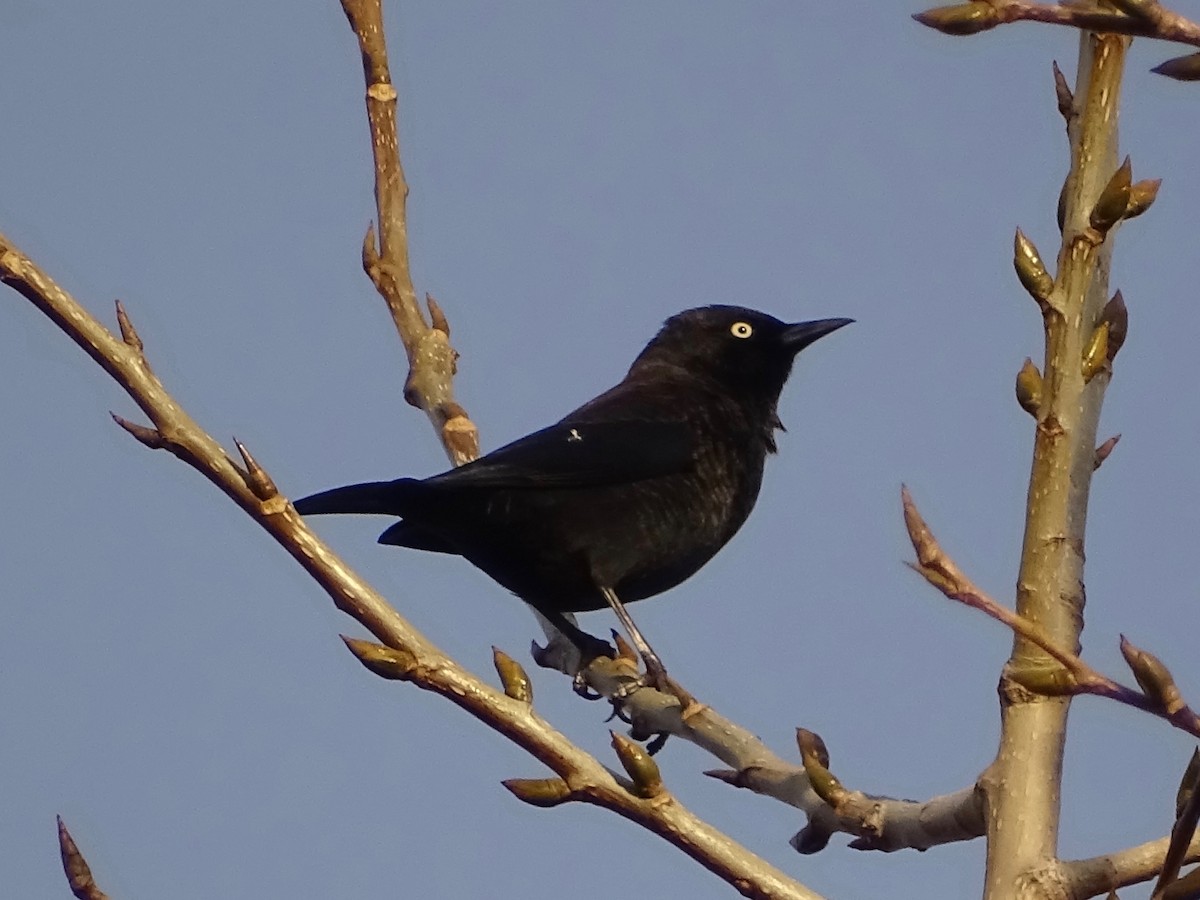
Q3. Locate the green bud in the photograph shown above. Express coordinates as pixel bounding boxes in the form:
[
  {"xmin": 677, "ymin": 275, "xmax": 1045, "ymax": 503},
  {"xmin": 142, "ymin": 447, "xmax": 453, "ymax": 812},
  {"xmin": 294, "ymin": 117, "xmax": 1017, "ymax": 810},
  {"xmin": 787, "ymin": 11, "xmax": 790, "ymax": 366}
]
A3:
[
  {"xmin": 492, "ymin": 646, "xmax": 533, "ymax": 704},
  {"xmin": 1089, "ymin": 157, "xmax": 1133, "ymax": 235},
  {"xmin": 1125, "ymin": 179, "xmax": 1162, "ymax": 220},
  {"xmin": 1152, "ymin": 53, "xmax": 1200, "ymax": 82},
  {"xmin": 342, "ymin": 637, "xmax": 419, "ymax": 681},
  {"xmin": 1014, "ymin": 229, "xmax": 1054, "ymax": 302},
  {"xmin": 1120, "ymin": 635, "xmax": 1183, "ymax": 714},
  {"xmin": 1101, "ymin": 291, "xmax": 1128, "ymax": 362},
  {"xmin": 912, "ymin": 2, "xmax": 999, "ymax": 35},
  {"xmin": 611, "ymin": 732, "xmax": 664, "ymax": 798},
  {"xmin": 796, "ymin": 728, "xmax": 845, "ymax": 805},
  {"xmin": 1015, "ymin": 358, "xmax": 1044, "ymax": 418},
  {"xmin": 502, "ymin": 778, "xmax": 571, "ymax": 808},
  {"xmin": 1081, "ymin": 321, "xmax": 1110, "ymax": 382}
]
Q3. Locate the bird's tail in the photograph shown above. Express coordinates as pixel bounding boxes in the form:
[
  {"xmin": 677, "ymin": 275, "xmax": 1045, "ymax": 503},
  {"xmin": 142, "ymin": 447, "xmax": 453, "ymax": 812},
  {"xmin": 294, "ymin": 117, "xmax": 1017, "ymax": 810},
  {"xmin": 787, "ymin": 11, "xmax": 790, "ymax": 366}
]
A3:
[{"xmin": 293, "ymin": 478, "xmax": 423, "ymax": 517}]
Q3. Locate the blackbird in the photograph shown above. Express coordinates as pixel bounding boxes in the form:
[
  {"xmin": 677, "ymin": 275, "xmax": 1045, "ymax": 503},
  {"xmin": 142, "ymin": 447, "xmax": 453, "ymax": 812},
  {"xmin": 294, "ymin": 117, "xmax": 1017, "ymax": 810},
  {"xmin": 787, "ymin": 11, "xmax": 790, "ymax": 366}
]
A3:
[{"xmin": 295, "ymin": 305, "xmax": 851, "ymax": 685}]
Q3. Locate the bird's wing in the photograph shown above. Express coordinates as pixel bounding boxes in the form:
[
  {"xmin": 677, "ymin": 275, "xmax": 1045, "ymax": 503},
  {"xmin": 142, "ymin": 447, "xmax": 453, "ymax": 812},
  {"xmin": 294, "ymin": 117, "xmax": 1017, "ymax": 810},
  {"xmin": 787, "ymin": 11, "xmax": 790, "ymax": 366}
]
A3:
[{"xmin": 424, "ymin": 418, "xmax": 694, "ymax": 490}]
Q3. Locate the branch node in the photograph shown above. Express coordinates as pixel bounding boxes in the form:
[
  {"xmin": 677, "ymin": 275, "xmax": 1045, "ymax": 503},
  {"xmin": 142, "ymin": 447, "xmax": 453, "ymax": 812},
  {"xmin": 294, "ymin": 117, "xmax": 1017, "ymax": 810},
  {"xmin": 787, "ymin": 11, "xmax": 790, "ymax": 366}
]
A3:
[{"xmin": 1006, "ymin": 662, "xmax": 1080, "ymax": 697}]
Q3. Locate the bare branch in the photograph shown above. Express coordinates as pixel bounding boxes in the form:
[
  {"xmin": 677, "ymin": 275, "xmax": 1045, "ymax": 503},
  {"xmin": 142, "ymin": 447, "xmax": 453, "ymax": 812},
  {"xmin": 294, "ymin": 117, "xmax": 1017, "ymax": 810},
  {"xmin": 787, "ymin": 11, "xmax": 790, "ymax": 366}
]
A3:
[
  {"xmin": 0, "ymin": 229, "xmax": 829, "ymax": 900},
  {"xmin": 1052, "ymin": 831, "xmax": 1200, "ymax": 899},
  {"xmin": 902, "ymin": 486, "xmax": 1200, "ymax": 739},
  {"xmin": 338, "ymin": 0, "xmax": 479, "ymax": 465},
  {"xmin": 915, "ymin": 0, "xmax": 1200, "ymax": 75}
]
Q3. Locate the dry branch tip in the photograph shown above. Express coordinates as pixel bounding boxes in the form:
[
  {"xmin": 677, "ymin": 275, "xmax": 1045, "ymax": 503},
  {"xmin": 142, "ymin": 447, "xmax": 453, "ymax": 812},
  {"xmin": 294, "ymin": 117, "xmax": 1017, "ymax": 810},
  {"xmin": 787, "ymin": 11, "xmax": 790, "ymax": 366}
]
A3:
[
  {"xmin": 57, "ymin": 816, "xmax": 108, "ymax": 900},
  {"xmin": 110, "ymin": 412, "xmax": 164, "ymax": 449},
  {"xmin": 1053, "ymin": 61, "xmax": 1074, "ymax": 122},
  {"xmin": 426, "ymin": 293, "xmax": 450, "ymax": 336},
  {"xmin": 612, "ymin": 629, "xmax": 638, "ymax": 663},
  {"xmin": 114, "ymin": 299, "xmax": 143, "ymax": 353}
]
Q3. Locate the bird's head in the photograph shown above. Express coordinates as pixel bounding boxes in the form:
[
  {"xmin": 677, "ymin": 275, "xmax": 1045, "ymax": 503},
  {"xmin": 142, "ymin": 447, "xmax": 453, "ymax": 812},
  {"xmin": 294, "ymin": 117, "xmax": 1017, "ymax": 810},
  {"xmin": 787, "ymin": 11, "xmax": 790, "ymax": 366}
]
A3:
[{"xmin": 632, "ymin": 305, "xmax": 852, "ymax": 404}]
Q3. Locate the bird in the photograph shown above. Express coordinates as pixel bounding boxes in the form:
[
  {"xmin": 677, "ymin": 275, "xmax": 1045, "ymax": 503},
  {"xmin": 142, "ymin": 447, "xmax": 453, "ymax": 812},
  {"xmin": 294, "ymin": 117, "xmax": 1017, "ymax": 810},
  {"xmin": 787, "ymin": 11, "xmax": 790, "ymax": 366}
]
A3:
[{"xmin": 294, "ymin": 305, "xmax": 851, "ymax": 689}]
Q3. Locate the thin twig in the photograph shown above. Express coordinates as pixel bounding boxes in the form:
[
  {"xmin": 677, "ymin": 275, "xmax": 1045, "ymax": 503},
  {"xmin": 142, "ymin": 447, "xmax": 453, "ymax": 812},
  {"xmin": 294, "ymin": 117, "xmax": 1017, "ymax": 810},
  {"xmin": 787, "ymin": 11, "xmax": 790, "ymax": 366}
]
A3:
[
  {"xmin": 915, "ymin": 0, "xmax": 1200, "ymax": 48},
  {"xmin": 901, "ymin": 486, "xmax": 1200, "ymax": 739},
  {"xmin": 339, "ymin": 0, "xmax": 479, "ymax": 465}
]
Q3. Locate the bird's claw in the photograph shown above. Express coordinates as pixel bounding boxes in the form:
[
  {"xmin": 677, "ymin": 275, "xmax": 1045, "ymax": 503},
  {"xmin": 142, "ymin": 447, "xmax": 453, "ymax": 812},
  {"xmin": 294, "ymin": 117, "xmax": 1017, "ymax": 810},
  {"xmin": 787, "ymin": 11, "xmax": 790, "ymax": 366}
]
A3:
[{"xmin": 572, "ymin": 672, "xmax": 604, "ymax": 700}]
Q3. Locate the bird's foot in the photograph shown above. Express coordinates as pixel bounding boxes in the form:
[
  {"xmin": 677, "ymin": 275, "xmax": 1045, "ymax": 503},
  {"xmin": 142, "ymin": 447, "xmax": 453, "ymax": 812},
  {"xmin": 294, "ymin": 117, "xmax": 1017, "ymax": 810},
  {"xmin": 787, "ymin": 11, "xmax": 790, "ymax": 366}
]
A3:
[
  {"xmin": 533, "ymin": 633, "xmax": 618, "ymax": 700},
  {"xmin": 641, "ymin": 664, "xmax": 698, "ymax": 711}
]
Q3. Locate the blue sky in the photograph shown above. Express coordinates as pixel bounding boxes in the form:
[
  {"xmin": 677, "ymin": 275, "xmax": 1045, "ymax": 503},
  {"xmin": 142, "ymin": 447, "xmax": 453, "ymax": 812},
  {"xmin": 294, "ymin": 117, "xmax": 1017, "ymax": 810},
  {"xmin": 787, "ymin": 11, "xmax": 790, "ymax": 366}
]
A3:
[{"xmin": 3, "ymin": 4, "xmax": 1200, "ymax": 898}]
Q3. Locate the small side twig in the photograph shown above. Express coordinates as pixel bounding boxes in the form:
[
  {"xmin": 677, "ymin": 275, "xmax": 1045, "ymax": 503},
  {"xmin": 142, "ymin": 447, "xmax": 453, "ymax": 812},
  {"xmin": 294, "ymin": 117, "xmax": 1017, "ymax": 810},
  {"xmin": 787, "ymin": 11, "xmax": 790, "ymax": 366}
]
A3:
[
  {"xmin": 914, "ymin": 0, "xmax": 1200, "ymax": 77},
  {"xmin": 902, "ymin": 486, "xmax": 1200, "ymax": 739}
]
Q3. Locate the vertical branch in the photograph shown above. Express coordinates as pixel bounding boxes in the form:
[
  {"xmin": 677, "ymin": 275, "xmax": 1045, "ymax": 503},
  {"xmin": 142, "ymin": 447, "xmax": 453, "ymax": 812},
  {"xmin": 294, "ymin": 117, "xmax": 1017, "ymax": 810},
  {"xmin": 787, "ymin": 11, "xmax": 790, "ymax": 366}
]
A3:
[
  {"xmin": 983, "ymin": 32, "xmax": 1129, "ymax": 896},
  {"xmin": 340, "ymin": 0, "xmax": 479, "ymax": 466}
]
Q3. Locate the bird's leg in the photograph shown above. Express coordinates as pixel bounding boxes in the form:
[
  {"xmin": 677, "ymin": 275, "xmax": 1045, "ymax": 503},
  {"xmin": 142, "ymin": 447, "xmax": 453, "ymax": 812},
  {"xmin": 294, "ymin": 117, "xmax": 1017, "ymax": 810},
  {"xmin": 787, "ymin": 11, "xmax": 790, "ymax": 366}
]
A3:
[
  {"xmin": 600, "ymin": 586, "xmax": 672, "ymax": 693},
  {"xmin": 531, "ymin": 610, "xmax": 617, "ymax": 700}
]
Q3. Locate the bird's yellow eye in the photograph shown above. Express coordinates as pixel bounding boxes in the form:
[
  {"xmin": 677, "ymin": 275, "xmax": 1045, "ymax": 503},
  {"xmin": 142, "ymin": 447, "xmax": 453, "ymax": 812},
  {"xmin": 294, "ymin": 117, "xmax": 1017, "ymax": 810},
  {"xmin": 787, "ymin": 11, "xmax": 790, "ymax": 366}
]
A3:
[{"xmin": 730, "ymin": 322, "xmax": 753, "ymax": 339}]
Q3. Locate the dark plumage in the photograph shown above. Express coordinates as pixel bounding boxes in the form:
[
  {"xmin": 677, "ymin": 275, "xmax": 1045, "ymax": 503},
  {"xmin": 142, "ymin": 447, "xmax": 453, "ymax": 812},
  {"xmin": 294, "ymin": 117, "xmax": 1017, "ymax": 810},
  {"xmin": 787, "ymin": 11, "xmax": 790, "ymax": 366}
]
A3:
[{"xmin": 295, "ymin": 305, "xmax": 851, "ymax": 680}]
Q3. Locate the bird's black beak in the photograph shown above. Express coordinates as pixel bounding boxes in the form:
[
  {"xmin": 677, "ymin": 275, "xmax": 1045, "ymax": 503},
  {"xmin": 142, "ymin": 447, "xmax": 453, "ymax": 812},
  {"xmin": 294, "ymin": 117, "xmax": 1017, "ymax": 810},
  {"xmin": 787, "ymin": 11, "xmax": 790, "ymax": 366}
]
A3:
[{"xmin": 781, "ymin": 317, "xmax": 854, "ymax": 354}]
